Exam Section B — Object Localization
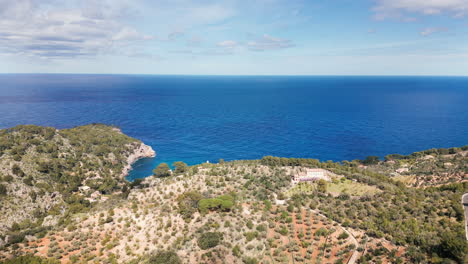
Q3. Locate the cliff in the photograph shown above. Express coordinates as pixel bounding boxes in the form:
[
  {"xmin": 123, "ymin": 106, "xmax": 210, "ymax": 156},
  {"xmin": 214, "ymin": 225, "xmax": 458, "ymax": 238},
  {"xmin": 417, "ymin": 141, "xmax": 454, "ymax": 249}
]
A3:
[
  {"xmin": 0, "ymin": 124, "xmax": 155, "ymax": 237},
  {"xmin": 121, "ymin": 142, "xmax": 156, "ymax": 178}
]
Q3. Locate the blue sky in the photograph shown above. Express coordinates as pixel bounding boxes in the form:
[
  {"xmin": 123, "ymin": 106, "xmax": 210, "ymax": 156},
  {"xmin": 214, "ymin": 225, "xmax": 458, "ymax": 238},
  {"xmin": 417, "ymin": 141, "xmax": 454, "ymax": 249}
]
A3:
[{"xmin": 1, "ymin": 0, "xmax": 468, "ymax": 75}]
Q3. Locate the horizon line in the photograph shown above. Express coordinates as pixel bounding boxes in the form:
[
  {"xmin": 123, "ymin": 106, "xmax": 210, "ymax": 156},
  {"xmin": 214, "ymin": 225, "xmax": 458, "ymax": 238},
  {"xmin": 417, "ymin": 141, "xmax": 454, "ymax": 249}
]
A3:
[{"xmin": 1, "ymin": 73, "xmax": 468, "ymax": 77}]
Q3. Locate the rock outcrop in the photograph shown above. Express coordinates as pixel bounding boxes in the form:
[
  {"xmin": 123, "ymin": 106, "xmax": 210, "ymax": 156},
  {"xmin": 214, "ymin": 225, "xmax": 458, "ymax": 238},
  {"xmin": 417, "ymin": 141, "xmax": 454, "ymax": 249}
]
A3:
[
  {"xmin": 0, "ymin": 124, "xmax": 156, "ymax": 236},
  {"xmin": 121, "ymin": 142, "xmax": 156, "ymax": 177}
]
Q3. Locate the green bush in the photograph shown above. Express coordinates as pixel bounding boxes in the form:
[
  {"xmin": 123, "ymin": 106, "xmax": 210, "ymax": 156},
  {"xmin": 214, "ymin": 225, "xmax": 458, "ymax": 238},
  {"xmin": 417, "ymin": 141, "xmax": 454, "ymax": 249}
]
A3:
[
  {"xmin": 337, "ymin": 232, "xmax": 349, "ymax": 240},
  {"xmin": 198, "ymin": 232, "xmax": 223, "ymax": 250},
  {"xmin": 0, "ymin": 184, "xmax": 7, "ymax": 195},
  {"xmin": 198, "ymin": 194, "xmax": 234, "ymax": 214},
  {"xmin": 0, "ymin": 255, "xmax": 59, "ymax": 264},
  {"xmin": 172, "ymin": 161, "xmax": 188, "ymax": 174},
  {"xmin": 153, "ymin": 163, "xmax": 171, "ymax": 178},
  {"xmin": 315, "ymin": 227, "xmax": 328, "ymax": 237},
  {"xmin": 362, "ymin": 156, "xmax": 380, "ymax": 165},
  {"xmin": 232, "ymin": 245, "xmax": 241, "ymax": 257},
  {"xmin": 177, "ymin": 191, "xmax": 203, "ymax": 220},
  {"xmin": 243, "ymin": 257, "xmax": 258, "ymax": 264},
  {"xmin": 147, "ymin": 250, "xmax": 181, "ymax": 264},
  {"xmin": 11, "ymin": 164, "xmax": 25, "ymax": 177}
]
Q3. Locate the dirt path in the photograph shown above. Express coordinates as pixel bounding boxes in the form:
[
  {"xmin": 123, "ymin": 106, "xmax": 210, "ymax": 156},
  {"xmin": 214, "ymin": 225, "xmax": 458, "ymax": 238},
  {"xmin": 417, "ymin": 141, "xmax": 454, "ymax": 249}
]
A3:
[{"xmin": 310, "ymin": 210, "xmax": 360, "ymax": 264}]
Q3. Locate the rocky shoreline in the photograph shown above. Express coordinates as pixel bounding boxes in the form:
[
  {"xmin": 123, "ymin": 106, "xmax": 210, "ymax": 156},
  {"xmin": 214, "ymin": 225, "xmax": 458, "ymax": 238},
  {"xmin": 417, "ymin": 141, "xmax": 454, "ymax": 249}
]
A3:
[{"xmin": 121, "ymin": 142, "xmax": 156, "ymax": 178}]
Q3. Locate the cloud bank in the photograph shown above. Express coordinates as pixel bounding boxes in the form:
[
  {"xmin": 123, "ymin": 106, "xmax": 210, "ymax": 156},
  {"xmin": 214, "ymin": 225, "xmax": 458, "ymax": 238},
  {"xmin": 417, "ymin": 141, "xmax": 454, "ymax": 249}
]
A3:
[
  {"xmin": 0, "ymin": 0, "xmax": 152, "ymax": 59},
  {"xmin": 373, "ymin": 0, "xmax": 468, "ymax": 19}
]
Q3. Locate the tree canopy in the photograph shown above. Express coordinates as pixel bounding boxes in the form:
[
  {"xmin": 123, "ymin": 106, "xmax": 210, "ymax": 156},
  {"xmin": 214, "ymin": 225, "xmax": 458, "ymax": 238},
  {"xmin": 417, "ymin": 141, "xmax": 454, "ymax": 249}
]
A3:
[{"xmin": 153, "ymin": 163, "xmax": 171, "ymax": 178}]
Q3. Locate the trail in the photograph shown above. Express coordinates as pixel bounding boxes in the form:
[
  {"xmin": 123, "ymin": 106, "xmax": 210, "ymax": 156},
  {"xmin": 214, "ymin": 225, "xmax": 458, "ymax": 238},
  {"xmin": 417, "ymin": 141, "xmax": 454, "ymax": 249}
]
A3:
[{"xmin": 310, "ymin": 210, "xmax": 360, "ymax": 264}]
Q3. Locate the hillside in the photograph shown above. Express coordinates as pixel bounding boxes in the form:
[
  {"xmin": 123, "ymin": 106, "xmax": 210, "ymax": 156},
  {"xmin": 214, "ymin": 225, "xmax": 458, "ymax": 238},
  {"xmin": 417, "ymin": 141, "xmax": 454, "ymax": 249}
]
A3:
[
  {"xmin": 0, "ymin": 124, "xmax": 155, "ymax": 242},
  {"xmin": 361, "ymin": 146, "xmax": 467, "ymax": 187},
  {"xmin": 0, "ymin": 126, "xmax": 466, "ymax": 264}
]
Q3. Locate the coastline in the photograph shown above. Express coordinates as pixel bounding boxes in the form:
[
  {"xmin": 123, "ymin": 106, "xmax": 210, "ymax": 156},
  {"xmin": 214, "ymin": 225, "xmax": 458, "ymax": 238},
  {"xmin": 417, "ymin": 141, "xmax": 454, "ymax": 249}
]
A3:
[{"xmin": 121, "ymin": 142, "xmax": 156, "ymax": 178}]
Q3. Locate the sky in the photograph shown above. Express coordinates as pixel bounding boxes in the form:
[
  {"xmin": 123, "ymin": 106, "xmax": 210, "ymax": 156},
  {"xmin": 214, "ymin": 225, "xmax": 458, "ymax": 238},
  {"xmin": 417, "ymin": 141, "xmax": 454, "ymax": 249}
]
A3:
[{"xmin": 0, "ymin": 0, "xmax": 468, "ymax": 75}]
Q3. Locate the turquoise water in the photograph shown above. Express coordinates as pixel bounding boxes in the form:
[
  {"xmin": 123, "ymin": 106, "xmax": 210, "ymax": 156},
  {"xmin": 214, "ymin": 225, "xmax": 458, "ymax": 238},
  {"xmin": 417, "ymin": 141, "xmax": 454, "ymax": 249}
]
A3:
[{"xmin": 0, "ymin": 74, "xmax": 466, "ymax": 180}]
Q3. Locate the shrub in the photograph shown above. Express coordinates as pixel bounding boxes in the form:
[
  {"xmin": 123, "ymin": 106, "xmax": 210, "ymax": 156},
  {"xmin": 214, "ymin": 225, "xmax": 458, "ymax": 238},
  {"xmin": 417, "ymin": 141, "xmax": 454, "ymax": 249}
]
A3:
[
  {"xmin": 0, "ymin": 184, "xmax": 7, "ymax": 195},
  {"xmin": 232, "ymin": 245, "xmax": 241, "ymax": 257},
  {"xmin": 148, "ymin": 250, "xmax": 182, "ymax": 264},
  {"xmin": 172, "ymin": 161, "xmax": 188, "ymax": 174},
  {"xmin": 338, "ymin": 232, "xmax": 349, "ymax": 240},
  {"xmin": 0, "ymin": 255, "xmax": 59, "ymax": 264},
  {"xmin": 244, "ymin": 231, "xmax": 258, "ymax": 242},
  {"xmin": 198, "ymin": 232, "xmax": 223, "ymax": 250},
  {"xmin": 12, "ymin": 164, "xmax": 25, "ymax": 177},
  {"xmin": 198, "ymin": 194, "xmax": 234, "ymax": 214},
  {"xmin": 153, "ymin": 163, "xmax": 171, "ymax": 178},
  {"xmin": 362, "ymin": 156, "xmax": 380, "ymax": 165},
  {"xmin": 243, "ymin": 257, "xmax": 258, "ymax": 264},
  {"xmin": 315, "ymin": 227, "xmax": 328, "ymax": 237},
  {"xmin": 177, "ymin": 191, "xmax": 203, "ymax": 220}
]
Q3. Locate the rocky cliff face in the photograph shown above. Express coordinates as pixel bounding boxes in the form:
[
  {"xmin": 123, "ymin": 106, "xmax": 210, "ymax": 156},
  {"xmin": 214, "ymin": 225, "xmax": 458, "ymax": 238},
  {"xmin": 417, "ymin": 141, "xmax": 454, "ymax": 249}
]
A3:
[
  {"xmin": 121, "ymin": 142, "xmax": 156, "ymax": 177},
  {"xmin": 0, "ymin": 124, "xmax": 156, "ymax": 237}
]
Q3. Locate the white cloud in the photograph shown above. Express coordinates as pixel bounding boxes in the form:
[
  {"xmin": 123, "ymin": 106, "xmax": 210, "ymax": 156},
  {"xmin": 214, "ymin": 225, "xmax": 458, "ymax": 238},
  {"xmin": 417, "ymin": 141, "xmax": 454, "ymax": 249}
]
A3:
[
  {"xmin": 373, "ymin": 0, "xmax": 468, "ymax": 19},
  {"xmin": 217, "ymin": 40, "xmax": 238, "ymax": 48},
  {"xmin": 420, "ymin": 27, "xmax": 448, "ymax": 36},
  {"xmin": 138, "ymin": 1, "xmax": 236, "ymax": 30},
  {"xmin": 112, "ymin": 27, "xmax": 153, "ymax": 41},
  {"xmin": 0, "ymin": 0, "xmax": 153, "ymax": 59},
  {"xmin": 186, "ymin": 4, "xmax": 236, "ymax": 25},
  {"xmin": 247, "ymin": 34, "xmax": 294, "ymax": 51}
]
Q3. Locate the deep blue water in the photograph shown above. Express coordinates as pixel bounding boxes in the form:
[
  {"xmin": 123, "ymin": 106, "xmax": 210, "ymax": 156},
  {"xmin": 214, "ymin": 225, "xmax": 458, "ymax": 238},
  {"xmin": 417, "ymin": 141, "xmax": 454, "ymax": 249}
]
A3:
[{"xmin": 0, "ymin": 74, "xmax": 466, "ymax": 181}]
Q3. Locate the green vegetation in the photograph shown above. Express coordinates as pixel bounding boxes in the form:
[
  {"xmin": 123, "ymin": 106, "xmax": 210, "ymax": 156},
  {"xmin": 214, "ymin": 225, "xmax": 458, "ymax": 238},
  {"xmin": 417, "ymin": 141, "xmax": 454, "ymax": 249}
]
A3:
[
  {"xmin": 361, "ymin": 156, "xmax": 380, "ymax": 165},
  {"xmin": 147, "ymin": 251, "xmax": 182, "ymax": 264},
  {"xmin": 0, "ymin": 124, "xmax": 140, "ymax": 194},
  {"xmin": 326, "ymin": 179, "xmax": 379, "ymax": 196},
  {"xmin": 0, "ymin": 124, "xmax": 148, "ymax": 246},
  {"xmin": 303, "ymin": 169, "xmax": 467, "ymax": 263},
  {"xmin": 0, "ymin": 255, "xmax": 59, "ymax": 264},
  {"xmin": 0, "ymin": 126, "xmax": 465, "ymax": 264},
  {"xmin": 373, "ymin": 145, "xmax": 468, "ymax": 187},
  {"xmin": 177, "ymin": 191, "xmax": 203, "ymax": 220},
  {"xmin": 198, "ymin": 232, "xmax": 223, "ymax": 250},
  {"xmin": 384, "ymin": 146, "xmax": 467, "ymax": 161},
  {"xmin": 176, "ymin": 191, "xmax": 235, "ymax": 218},
  {"xmin": 172, "ymin": 161, "xmax": 188, "ymax": 174},
  {"xmin": 260, "ymin": 156, "xmax": 321, "ymax": 167},
  {"xmin": 317, "ymin": 179, "xmax": 327, "ymax": 193},
  {"xmin": 256, "ymin": 154, "xmax": 467, "ymax": 263},
  {"xmin": 153, "ymin": 163, "xmax": 171, "ymax": 178},
  {"xmin": 0, "ymin": 184, "xmax": 6, "ymax": 196},
  {"xmin": 198, "ymin": 194, "xmax": 234, "ymax": 214}
]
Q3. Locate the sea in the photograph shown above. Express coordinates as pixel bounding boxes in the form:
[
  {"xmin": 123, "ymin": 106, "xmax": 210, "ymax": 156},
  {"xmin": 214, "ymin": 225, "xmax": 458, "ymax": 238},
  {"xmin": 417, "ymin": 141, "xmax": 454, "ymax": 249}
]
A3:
[{"xmin": 0, "ymin": 74, "xmax": 466, "ymax": 181}]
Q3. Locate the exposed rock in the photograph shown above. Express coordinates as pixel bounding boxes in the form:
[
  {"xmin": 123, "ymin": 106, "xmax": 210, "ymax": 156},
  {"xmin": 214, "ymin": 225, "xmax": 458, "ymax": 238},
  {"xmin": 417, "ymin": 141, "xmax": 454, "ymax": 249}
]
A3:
[
  {"xmin": 423, "ymin": 155, "xmax": 435, "ymax": 160},
  {"xmin": 90, "ymin": 191, "xmax": 101, "ymax": 199},
  {"xmin": 42, "ymin": 215, "xmax": 59, "ymax": 228},
  {"xmin": 24, "ymin": 235, "xmax": 37, "ymax": 242},
  {"xmin": 0, "ymin": 124, "xmax": 157, "ymax": 236},
  {"xmin": 396, "ymin": 167, "xmax": 409, "ymax": 174},
  {"xmin": 121, "ymin": 142, "xmax": 156, "ymax": 178}
]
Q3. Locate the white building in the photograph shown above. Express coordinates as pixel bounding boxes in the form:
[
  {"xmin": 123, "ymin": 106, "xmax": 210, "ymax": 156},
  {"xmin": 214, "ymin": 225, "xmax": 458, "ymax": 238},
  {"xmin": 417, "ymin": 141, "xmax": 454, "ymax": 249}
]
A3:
[{"xmin": 291, "ymin": 168, "xmax": 331, "ymax": 185}]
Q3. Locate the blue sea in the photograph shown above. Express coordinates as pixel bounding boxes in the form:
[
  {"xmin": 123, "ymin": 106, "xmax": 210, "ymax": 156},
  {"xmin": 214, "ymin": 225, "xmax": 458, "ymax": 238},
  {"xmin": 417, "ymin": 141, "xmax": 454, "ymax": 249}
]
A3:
[{"xmin": 0, "ymin": 74, "xmax": 466, "ymax": 181}]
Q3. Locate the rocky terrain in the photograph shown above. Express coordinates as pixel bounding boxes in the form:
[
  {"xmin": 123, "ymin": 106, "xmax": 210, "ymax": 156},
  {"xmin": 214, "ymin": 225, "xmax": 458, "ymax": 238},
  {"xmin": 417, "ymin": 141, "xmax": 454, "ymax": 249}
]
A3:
[
  {"xmin": 0, "ymin": 125, "xmax": 466, "ymax": 264},
  {"xmin": 364, "ymin": 147, "xmax": 467, "ymax": 187},
  {"xmin": 0, "ymin": 124, "xmax": 155, "ymax": 241},
  {"xmin": 1, "ymin": 163, "xmax": 408, "ymax": 264}
]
